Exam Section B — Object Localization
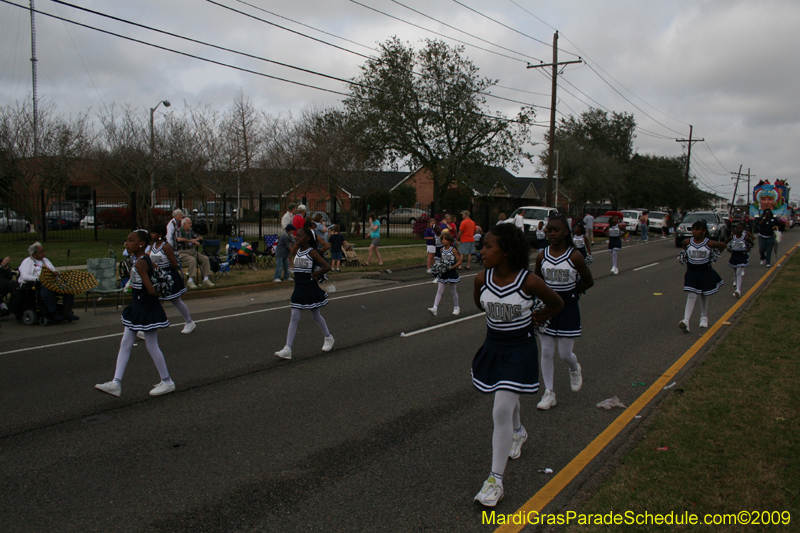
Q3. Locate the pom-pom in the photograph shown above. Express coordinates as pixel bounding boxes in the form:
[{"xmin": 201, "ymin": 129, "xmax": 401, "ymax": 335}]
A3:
[
  {"xmin": 584, "ymin": 254, "xmax": 594, "ymax": 266},
  {"xmin": 150, "ymin": 267, "xmax": 174, "ymax": 297}
]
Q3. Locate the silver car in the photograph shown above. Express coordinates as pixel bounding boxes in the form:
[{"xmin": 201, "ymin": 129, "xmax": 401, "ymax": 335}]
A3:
[
  {"xmin": 379, "ymin": 208, "xmax": 428, "ymax": 224},
  {"xmin": 1, "ymin": 208, "xmax": 31, "ymax": 233},
  {"xmin": 674, "ymin": 211, "xmax": 727, "ymax": 247}
]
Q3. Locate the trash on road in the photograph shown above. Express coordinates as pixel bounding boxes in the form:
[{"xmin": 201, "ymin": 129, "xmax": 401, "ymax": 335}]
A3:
[
  {"xmin": 632, "ymin": 382, "xmax": 646, "ymax": 387},
  {"xmin": 538, "ymin": 468, "xmax": 553, "ymax": 474},
  {"xmin": 653, "ymin": 293, "xmax": 663, "ymax": 296},
  {"xmin": 327, "ymin": 282, "xmax": 336, "ymax": 293},
  {"xmin": 596, "ymin": 396, "xmax": 626, "ymax": 409},
  {"xmin": 656, "ymin": 446, "xmax": 669, "ymax": 451},
  {"xmin": 663, "ymin": 381, "xmax": 677, "ymax": 389}
]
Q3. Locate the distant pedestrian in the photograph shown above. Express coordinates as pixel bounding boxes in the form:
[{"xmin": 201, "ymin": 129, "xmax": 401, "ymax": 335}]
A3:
[
  {"xmin": 281, "ymin": 203, "xmax": 297, "ymax": 230},
  {"xmin": 605, "ymin": 215, "xmax": 625, "ymax": 274},
  {"xmin": 328, "ymin": 225, "xmax": 348, "ymax": 272},
  {"xmin": 363, "ymin": 213, "xmax": 383, "ymax": 266},
  {"xmin": 457, "ymin": 210, "xmax": 476, "ymax": 270},
  {"xmin": 428, "ymin": 232, "xmax": 461, "ymax": 317},
  {"xmin": 726, "ymin": 222, "xmax": 754, "ymax": 299},
  {"xmin": 678, "ymin": 220, "xmax": 726, "ymax": 332},
  {"xmin": 662, "ymin": 212, "xmax": 671, "ymax": 239},
  {"xmin": 471, "ymin": 223, "xmax": 563, "ymax": 507},
  {"xmin": 273, "ymin": 224, "xmax": 295, "ymax": 282},
  {"xmin": 640, "ymin": 211, "xmax": 649, "ymax": 241},
  {"xmin": 424, "ymin": 218, "xmax": 437, "ymax": 272},
  {"xmin": 497, "ymin": 213, "xmax": 507, "ymax": 226},
  {"xmin": 534, "ymin": 221, "xmax": 547, "ymax": 251},
  {"xmin": 756, "ymin": 209, "xmax": 782, "ymax": 267},
  {"xmin": 292, "ymin": 205, "xmax": 307, "ymax": 237},
  {"xmin": 513, "ymin": 211, "xmax": 524, "ymax": 231},
  {"xmin": 274, "ymin": 227, "xmax": 334, "ymax": 359},
  {"xmin": 583, "ymin": 213, "xmax": 595, "ymax": 243}
]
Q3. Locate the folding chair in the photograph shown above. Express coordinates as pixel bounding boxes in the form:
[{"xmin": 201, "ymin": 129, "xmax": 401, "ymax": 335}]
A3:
[
  {"xmin": 84, "ymin": 258, "xmax": 125, "ymax": 314},
  {"xmin": 202, "ymin": 239, "xmax": 231, "ymax": 279},
  {"xmin": 228, "ymin": 237, "xmax": 254, "ymax": 269},
  {"xmin": 262, "ymin": 234, "xmax": 278, "ymax": 268}
]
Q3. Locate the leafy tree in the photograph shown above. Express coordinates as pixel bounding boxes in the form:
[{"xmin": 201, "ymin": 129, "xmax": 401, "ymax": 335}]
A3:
[
  {"xmin": 391, "ymin": 184, "xmax": 416, "ymax": 209},
  {"xmin": 344, "ymin": 37, "xmax": 535, "ymax": 208}
]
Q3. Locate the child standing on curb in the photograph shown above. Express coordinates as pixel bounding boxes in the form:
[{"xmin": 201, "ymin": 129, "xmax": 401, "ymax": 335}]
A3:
[
  {"xmin": 328, "ymin": 225, "xmax": 347, "ymax": 272},
  {"xmin": 726, "ymin": 222, "xmax": 754, "ymax": 299},
  {"xmin": 273, "ymin": 224, "xmax": 295, "ymax": 283},
  {"xmin": 428, "ymin": 232, "xmax": 462, "ymax": 316},
  {"xmin": 274, "ymin": 227, "xmax": 334, "ymax": 359},
  {"xmin": 534, "ymin": 215, "xmax": 594, "ymax": 410},
  {"xmin": 679, "ymin": 220, "xmax": 726, "ymax": 332},
  {"xmin": 95, "ymin": 230, "xmax": 175, "ymax": 397},
  {"xmin": 471, "ymin": 224, "xmax": 563, "ymax": 507}
]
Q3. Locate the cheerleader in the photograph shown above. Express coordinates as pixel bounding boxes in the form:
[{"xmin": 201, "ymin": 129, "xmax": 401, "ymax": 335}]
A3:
[
  {"xmin": 274, "ymin": 227, "xmax": 334, "ymax": 359},
  {"xmin": 604, "ymin": 215, "xmax": 625, "ymax": 274},
  {"xmin": 534, "ymin": 221, "xmax": 548, "ymax": 251},
  {"xmin": 471, "ymin": 224, "xmax": 563, "ymax": 507},
  {"xmin": 572, "ymin": 222, "xmax": 592, "ymax": 259},
  {"xmin": 428, "ymin": 232, "xmax": 462, "ymax": 316},
  {"xmin": 679, "ymin": 220, "xmax": 727, "ymax": 332},
  {"xmin": 148, "ymin": 224, "xmax": 196, "ymax": 333},
  {"xmin": 95, "ymin": 230, "xmax": 174, "ymax": 397},
  {"xmin": 725, "ymin": 222, "xmax": 754, "ymax": 299},
  {"xmin": 534, "ymin": 215, "xmax": 594, "ymax": 410}
]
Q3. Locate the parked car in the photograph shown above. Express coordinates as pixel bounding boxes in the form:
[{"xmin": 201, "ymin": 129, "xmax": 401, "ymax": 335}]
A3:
[
  {"xmin": 621, "ymin": 209, "xmax": 647, "ymax": 234},
  {"xmin": 1, "ymin": 208, "xmax": 31, "ymax": 233},
  {"xmin": 592, "ymin": 215, "xmax": 612, "ymax": 237},
  {"xmin": 379, "ymin": 208, "xmax": 428, "ymax": 225},
  {"xmin": 502, "ymin": 206, "xmax": 560, "ymax": 233},
  {"xmin": 192, "ymin": 201, "xmax": 237, "ymax": 236},
  {"xmin": 674, "ymin": 211, "xmax": 728, "ymax": 247},
  {"xmin": 80, "ymin": 203, "xmax": 128, "ymax": 229},
  {"xmin": 46, "ymin": 201, "xmax": 83, "ymax": 230},
  {"xmin": 647, "ymin": 211, "xmax": 668, "ymax": 233}
]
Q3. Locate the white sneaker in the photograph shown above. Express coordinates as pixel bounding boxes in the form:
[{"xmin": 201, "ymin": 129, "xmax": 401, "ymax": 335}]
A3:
[
  {"xmin": 453, "ymin": 306, "xmax": 460, "ymax": 316},
  {"xmin": 136, "ymin": 331, "xmax": 146, "ymax": 340},
  {"xmin": 426, "ymin": 269, "xmax": 432, "ymax": 274},
  {"xmin": 273, "ymin": 278, "xmax": 282, "ymax": 283},
  {"xmin": 95, "ymin": 380, "xmax": 121, "ymax": 397},
  {"xmin": 181, "ymin": 321, "xmax": 196, "ymax": 334},
  {"xmin": 734, "ymin": 290, "xmax": 741, "ymax": 299},
  {"xmin": 474, "ymin": 476, "xmax": 504, "ymax": 507},
  {"xmin": 428, "ymin": 307, "xmax": 438, "ymax": 317},
  {"xmin": 613, "ymin": 267, "xmax": 619, "ymax": 274},
  {"xmin": 275, "ymin": 346, "xmax": 292, "ymax": 359},
  {"xmin": 760, "ymin": 259, "xmax": 765, "ymax": 265},
  {"xmin": 150, "ymin": 380, "xmax": 175, "ymax": 396},
  {"xmin": 432, "ymin": 278, "xmax": 439, "ymax": 284},
  {"xmin": 699, "ymin": 316, "xmax": 709, "ymax": 328},
  {"xmin": 202, "ymin": 279, "xmax": 215, "ymax": 288},
  {"xmin": 569, "ymin": 363, "xmax": 583, "ymax": 392},
  {"xmin": 509, "ymin": 426, "xmax": 528, "ymax": 459},
  {"xmin": 679, "ymin": 319, "xmax": 690, "ymax": 332},
  {"xmin": 186, "ymin": 280, "xmax": 198, "ymax": 289},
  {"xmin": 322, "ymin": 335, "xmax": 335, "ymax": 352},
  {"xmin": 537, "ymin": 389, "xmax": 557, "ymax": 410}
]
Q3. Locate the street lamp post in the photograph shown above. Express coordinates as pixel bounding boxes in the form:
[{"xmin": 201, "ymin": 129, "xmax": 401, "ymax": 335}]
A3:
[{"xmin": 149, "ymin": 99, "xmax": 171, "ymax": 207}]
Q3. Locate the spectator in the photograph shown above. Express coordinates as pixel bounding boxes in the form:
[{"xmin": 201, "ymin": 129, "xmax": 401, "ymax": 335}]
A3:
[
  {"xmin": 640, "ymin": 211, "xmax": 649, "ymax": 242},
  {"xmin": 312, "ymin": 213, "xmax": 329, "ymax": 243},
  {"xmin": 424, "ymin": 218, "xmax": 437, "ymax": 272},
  {"xmin": 457, "ymin": 210, "xmax": 477, "ymax": 270},
  {"xmin": 273, "ymin": 224, "xmax": 295, "ymax": 283},
  {"xmin": 165, "ymin": 209, "xmax": 184, "ymax": 251},
  {"xmin": 497, "ymin": 213, "xmax": 507, "ymax": 226},
  {"xmin": 362, "ymin": 212, "xmax": 383, "ymax": 266},
  {"xmin": 328, "ymin": 225, "xmax": 348, "ymax": 272},
  {"xmin": 662, "ymin": 212, "xmax": 671, "ymax": 239},
  {"xmin": 0, "ymin": 255, "xmax": 14, "ymax": 317},
  {"xmin": 281, "ymin": 203, "xmax": 297, "ymax": 230},
  {"xmin": 513, "ymin": 211, "xmax": 524, "ymax": 231},
  {"xmin": 582, "ymin": 212, "xmax": 595, "ymax": 243},
  {"xmin": 18, "ymin": 242, "xmax": 79, "ymax": 322},
  {"xmin": 175, "ymin": 218, "xmax": 215, "ymax": 288},
  {"xmin": 292, "ymin": 205, "xmax": 307, "ymax": 236}
]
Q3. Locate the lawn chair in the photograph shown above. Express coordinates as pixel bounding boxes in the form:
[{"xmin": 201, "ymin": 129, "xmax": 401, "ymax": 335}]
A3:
[
  {"xmin": 202, "ymin": 239, "xmax": 231, "ymax": 279},
  {"xmin": 228, "ymin": 237, "xmax": 255, "ymax": 269},
  {"xmin": 262, "ymin": 234, "xmax": 278, "ymax": 268},
  {"xmin": 84, "ymin": 258, "xmax": 125, "ymax": 314}
]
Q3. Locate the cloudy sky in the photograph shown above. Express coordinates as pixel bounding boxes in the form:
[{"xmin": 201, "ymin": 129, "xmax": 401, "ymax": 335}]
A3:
[{"xmin": 2, "ymin": 0, "xmax": 798, "ymax": 203}]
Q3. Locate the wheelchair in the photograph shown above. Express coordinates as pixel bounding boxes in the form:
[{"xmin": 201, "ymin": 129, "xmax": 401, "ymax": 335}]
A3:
[{"xmin": 8, "ymin": 281, "xmax": 62, "ymax": 326}]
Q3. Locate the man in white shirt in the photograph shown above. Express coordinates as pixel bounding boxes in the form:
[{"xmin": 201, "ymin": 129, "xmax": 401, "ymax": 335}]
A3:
[
  {"xmin": 166, "ymin": 209, "xmax": 185, "ymax": 251},
  {"xmin": 18, "ymin": 242, "xmax": 78, "ymax": 321},
  {"xmin": 281, "ymin": 203, "xmax": 297, "ymax": 231},
  {"xmin": 583, "ymin": 213, "xmax": 596, "ymax": 243}
]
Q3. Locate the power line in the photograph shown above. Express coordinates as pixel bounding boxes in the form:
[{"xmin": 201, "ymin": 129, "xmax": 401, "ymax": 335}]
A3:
[{"xmin": 701, "ymin": 141, "xmax": 732, "ymax": 174}]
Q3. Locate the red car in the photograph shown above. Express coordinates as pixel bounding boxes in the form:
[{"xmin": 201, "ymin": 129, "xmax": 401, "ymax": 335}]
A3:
[{"xmin": 592, "ymin": 211, "xmax": 626, "ymax": 237}]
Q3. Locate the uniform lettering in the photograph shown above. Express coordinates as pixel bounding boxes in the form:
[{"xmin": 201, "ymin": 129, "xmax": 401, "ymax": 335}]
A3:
[
  {"xmin": 542, "ymin": 267, "xmax": 572, "ymax": 283},
  {"xmin": 485, "ymin": 302, "xmax": 522, "ymax": 322}
]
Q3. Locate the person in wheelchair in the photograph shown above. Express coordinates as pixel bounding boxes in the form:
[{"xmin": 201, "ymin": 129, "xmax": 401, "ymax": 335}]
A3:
[
  {"xmin": 18, "ymin": 242, "xmax": 79, "ymax": 322},
  {"xmin": 0, "ymin": 255, "xmax": 13, "ymax": 318}
]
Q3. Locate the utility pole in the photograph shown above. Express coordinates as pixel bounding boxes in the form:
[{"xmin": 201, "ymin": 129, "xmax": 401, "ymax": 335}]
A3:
[
  {"xmin": 29, "ymin": 0, "xmax": 38, "ymax": 157},
  {"xmin": 730, "ymin": 164, "xmax": 743, "ymax": 209},
  {"xmin": 527, "ymin": 32, "xmax": 581, "ymax": 207},
  {"xmin": 676, "ymin": 125, "xmax": 703, "ymax": 212}
]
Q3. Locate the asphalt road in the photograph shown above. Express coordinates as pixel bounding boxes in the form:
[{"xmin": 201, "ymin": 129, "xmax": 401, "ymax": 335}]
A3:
[{"xmin": 1, "ymin": 232, "xmax": 796, "ymax": 532}]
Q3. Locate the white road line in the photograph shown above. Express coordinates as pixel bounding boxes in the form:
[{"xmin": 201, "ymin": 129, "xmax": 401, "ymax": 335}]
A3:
[
  {"xmin": 633, "ymin": 262, "xmax": 659, "ymax": 271},
  {"xmin": 0, "ymin": 274, "xmax": 480, "ymax": 356},
  {"xmin": 400, "ymin": 313, "xmax": 485, "ymax": 337}
]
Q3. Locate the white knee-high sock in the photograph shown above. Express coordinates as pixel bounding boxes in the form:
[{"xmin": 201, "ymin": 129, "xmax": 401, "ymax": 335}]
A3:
[
  {"xmin": 433, "ymin": 283, "xmax": 446, "ymax": 307},
  {"xmin": 735, "ymin": 267, "xmax": 744, "ymax": 292},
  {"xmin": 286, "ymin": 308, "xmax": 302, "ymax": 348},
  {"xmin": 144, "ymin": 330, "xmax": 170, "ymax": 381},
  {"xmin": 113, "ymin": 327, "xmax": 137, "ymax": 381},
  {"xmin": 491, "ymin": 390, "xmax": 519, "ymax": 477},
  {"xmin": 539, "ymin": 334, "xmax": 556, "ymax": 391},
  {"xmin": 171, "ymin": 297, "xmax": 192, "ymax": 322},
  {"xmin": 557, "ymin": 337, "xmax": 579, "ymax": 371},
  {"xmin": 450, "ymin": 284, "xmax": 459, "ymax": 307},
  {"xmin": 611, "ymin": 250, "xmax": 618, "ymax": 269},
  {"xmin": 311, "ymin": 308, "xmax": 331, "ymax": 337},
  {"xmin": 699, "ymin": 294, "xmax": 709, "ymax": 318},
  {"xmin": 684, "ymin": 292, "xmax": 698, "ymax": 321}
]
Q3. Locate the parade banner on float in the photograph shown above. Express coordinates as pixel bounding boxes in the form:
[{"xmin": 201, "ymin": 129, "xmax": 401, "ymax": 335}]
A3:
[{"xmin": 751, "ymin": 181, "xmax": 791, "ymax": 226}]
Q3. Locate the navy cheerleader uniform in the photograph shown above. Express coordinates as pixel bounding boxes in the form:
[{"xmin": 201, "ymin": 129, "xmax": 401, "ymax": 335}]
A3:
[
  {"xmin": 121, "ymin": 255, "xmax": 169, "ymax": 331},
  {"xmin": 535, "ymin": 228, "xmax": 548, "ymax": 251},
  {"xmin": 607, "ymin": 224, "xmax": 622, "ymax": 251},
  {"xmin": 437, "ymin": 246, "xmax": 460, "ymax": 284},
  {"xmin": 540, "ymin": 246, "xmax": 581, "ymax": 337},
  {"xmin": 149, "ymin": 242, "xmax": 186, "ymax": 301},
  {"xmin": 471, "ymin": 269, "xmax": 538, "ymax": 394},
  {"xmin": 291, "ymin": 248, "xmax": 328, "ymax": 309},
  {"xmin": 728, "ymin": 234, "xmax": 750, "ymax": 268},
  {"xmin": 572, "ymin": 235, "xmax": 587, "ymax": 258},
  {"xmin": 684, "ymin": 238, "xmax": 723, "ymax": 295}
]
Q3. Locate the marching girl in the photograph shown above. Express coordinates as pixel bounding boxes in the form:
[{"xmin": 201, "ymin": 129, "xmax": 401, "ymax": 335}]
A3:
[
  {"xmin": 572, "ymin": 222, "xmax": 592, "ymax": 259},
  {"xmin": 726, "ymin": 222, "xmax": 754, "ymax": 299},
  {"xmin": 148, "ymin": 225, "xmax": 196, "ymax": 334},
  {"xmin": 535, "ymin": 221, "xmax": 548, "ymax": 251},
  {"xmin": 534, "ymin": 214, "xmax": 594, "ymax": 410},
  {"xmin": 274, "ymin": 227, "xmax": 334, "ymax": 359},
  {"xmin": 679, "ymin": 220, "xmax": 726, "ymax": 332},
  {"xmin": 604, "ymin": 215, "xmax": 625, "ymax": 274},
  {"xmin": 471, "ymin": 224, "xmax": 563, "ymax": 507},
  {"xmin": 428, "ymin": 232, "xmax": 462, "ymax": 316},
  {"xmin": 95, "ymin": 230, "xmax": 175, "ymax": 397}
]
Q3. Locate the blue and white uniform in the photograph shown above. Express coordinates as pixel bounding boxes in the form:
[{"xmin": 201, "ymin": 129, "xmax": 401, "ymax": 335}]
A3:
[
  {"xmin": 535, "ymin": 228, "xmax": 548, "ymax": 251},
  {"xmin": 121, "ymin": 255, "xmax": 169, "ymax": 331},
  {"xmin": 149, "ymin": 242, "xmax": 186, "ymax": 301},
  {"xmin": 436, "ymin": 246, "xmax": 460, "ymax": 283},
  {"xmin": 290, "ymin": 248, "xmax": 328, "ymax": 309},
  {"xmin": 540, "ymin": 246, "xmax": 581, "ymax": 337},
  {"xmin": 684, "ymin": 238, "xmax": 723, "ymax": 295},
  {"xmin": 607, "ymin": 224, "xmax": 622, "ymax": 251},
  {"xmin": 728, "ymin": 234, "xmax": 750, "ymax": 268},
  {"xmin": 572, "ymin": 235, "xmax": 587, "ymax": 258},
  {"xmin": 471, "ymin": 269, "xmax": 538, "ymax": 394}
]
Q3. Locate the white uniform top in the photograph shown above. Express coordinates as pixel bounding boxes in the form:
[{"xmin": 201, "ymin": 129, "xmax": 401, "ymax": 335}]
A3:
[
  {"xmin": 535, "ymin": 229, "xmax": 546, "ymax": 240},
  {"xmin": 480, "ymin": 269, "xmax": 533, "ymax": 332},
  {"xmin": 293, "ymin": 248, "xmax": 315, "ymax": 273},
  {"xmin": 441, "ymin": 246, "xmax": 456, "ymax": 265},
  {"xmin": 686, "ymin": 238, "xmax": 713, "ymax": 265},
  {"xmin": 129, "ymin": 256, "xmax": 147, "ymax": 289},
  {"xmin": 149, "ymin": 242, "xmax": 171, "ymax": 269},
  {"xmin": 541, "ymin": 246, "xmax": 578, "ymax": 295},
  {"xmin": 573, "ymin": 235, "xmax": 586, "ymax": 249},
  {"xmin": 730, "ymin": 234, "xmax": 747, "ymax": 251},
  {"xmin": 608, "ymin": 224, "xmax": 621, "ymax": 237}
]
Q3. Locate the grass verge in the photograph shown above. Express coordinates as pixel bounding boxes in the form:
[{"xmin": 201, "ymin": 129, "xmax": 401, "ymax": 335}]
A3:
[{"xmin": 562, "ymin": 255, "xmax": 800, "ymax": 532}]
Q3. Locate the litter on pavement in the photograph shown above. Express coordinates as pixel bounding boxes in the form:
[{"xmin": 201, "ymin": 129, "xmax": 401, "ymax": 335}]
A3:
[{"xmin": 596, "ymin": 396, "xmax": 627, "ymax": 409}]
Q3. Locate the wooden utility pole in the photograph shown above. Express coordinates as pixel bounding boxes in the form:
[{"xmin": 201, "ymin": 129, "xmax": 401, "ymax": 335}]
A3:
[
  {"xmin": 676, "ymin": 125, "xmax": 703, "ymax": 211},
  {"xmin": 527, "ymin": 32, "xmax": 581, "ymax": 207},
  {"xmin": 730, "ymin": 164, "xmax": 743, "ymax": 208}
]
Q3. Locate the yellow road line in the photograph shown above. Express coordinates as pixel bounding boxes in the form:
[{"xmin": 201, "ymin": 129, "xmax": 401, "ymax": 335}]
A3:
[{"xmin": 494, "ymin": 242, "xmax": 799, "ymax": 533}]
